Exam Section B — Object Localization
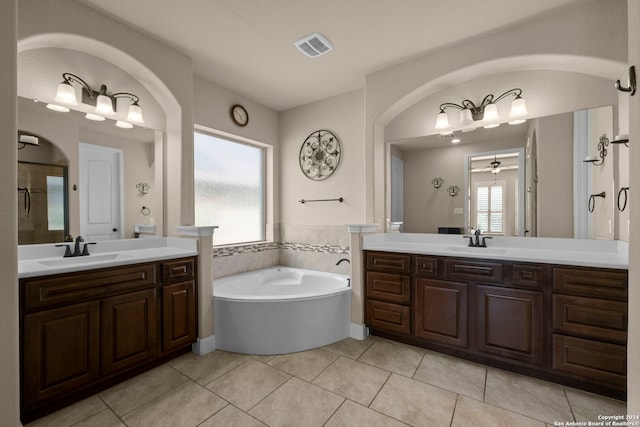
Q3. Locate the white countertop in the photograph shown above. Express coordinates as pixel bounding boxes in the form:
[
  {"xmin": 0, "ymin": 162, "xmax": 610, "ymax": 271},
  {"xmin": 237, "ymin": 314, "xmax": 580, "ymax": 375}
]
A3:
[
  {"xmin": 363, "ymin": 233, "xmax": 628, "ymax": 269},
  {"xmin": 19, "ymin": 237, "xmax": 198, "ymax": 278}
]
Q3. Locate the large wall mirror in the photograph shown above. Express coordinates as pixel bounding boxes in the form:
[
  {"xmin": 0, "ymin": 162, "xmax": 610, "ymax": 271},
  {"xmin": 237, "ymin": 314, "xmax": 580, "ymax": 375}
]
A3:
[
  {"xmin": 17, "ymin": 47, "xmax": 165, "ymax": 244},
  {"xmin": 385, "ymin": 70, "xmax": 628, "ymax": 241}
]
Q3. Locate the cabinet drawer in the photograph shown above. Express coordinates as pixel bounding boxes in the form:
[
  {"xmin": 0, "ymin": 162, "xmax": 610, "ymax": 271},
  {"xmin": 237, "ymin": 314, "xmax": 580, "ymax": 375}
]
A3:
[
  {"xmin": 366, "ymin": 300, "xmax": 410, "ymax": 335},
  {"xmin": 553, "ymin": 267, "xmax": 627, "ymax": 300},
  {"xmin": 366, "ymin": 252, "xmax": 410, "ymax": 274},
  {"xmin": 553, "ymin": 334, "xmax": 626, "ymax": 388},
  {"xmin": 414, "ymin": 256, "xmax": 438, "ymax": 277},
  {"xmin": 366, "ymin": 272, "xmax": 410, "ymax": 304},
  {"xmin": 23, "ymin": 263, "xmax": 156, "ymax": 312},
  {"xmin": 553, "ymin": 294, "xmax": 627, "ymax": 343},
  {"xmin": 512, "ymin": 264, "xmax": 544, "ymax": 289},
  {"xmin": 444, "ymin": 258, "xmax": 503, "ymax": 283},
  {"xmin": 161, "ymin": 258, "xmax": 195, "ymax": 283}
]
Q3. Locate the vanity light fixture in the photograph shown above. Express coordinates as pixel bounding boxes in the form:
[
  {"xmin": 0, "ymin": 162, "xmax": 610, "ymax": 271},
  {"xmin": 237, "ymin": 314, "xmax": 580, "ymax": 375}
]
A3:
[
  {"xmin": 435, "ymin": 88, "xmax": 527, "ymax": 131},
  {"xmin": 583, "ymin": 134, "xmax": 609, "ymax": 166},
  {"xmin": 50, "ymin": 73, "xmax": 145, "ymax": 128}
]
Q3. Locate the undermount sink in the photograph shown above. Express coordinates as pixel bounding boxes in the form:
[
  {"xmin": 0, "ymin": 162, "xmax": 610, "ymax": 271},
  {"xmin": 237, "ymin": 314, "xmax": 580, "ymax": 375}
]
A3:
[
  {"xmin": 448, "ymin": 246, "xmax": 510, "ymax": 255},
  {"xmin": 38, "ymin": 253, "xmax": 132, "ymax": 267}
]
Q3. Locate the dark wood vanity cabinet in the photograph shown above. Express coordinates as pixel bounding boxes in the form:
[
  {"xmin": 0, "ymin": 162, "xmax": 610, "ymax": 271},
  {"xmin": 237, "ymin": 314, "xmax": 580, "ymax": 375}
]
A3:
[
  {"xmin": 20, "ymin": 256, "xmax": 198, "ymax": 423},
  {"xmin": 364, "ymin": 251, "xmax": 628, "ymax": 399}
]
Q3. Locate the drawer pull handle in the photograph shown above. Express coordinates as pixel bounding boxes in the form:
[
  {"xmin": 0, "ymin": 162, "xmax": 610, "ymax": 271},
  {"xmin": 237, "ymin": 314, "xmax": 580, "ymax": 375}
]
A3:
[
  {"xmin": 172, "ymin": 266, "xmax": 188, "ymax": 274},
  {"xmin": 454, "ymin": 265, "xmax": 493, "ymax": 275},
  {"xmin": 421, "ymin": 263, "xmax": 433, "ymax": 272}
]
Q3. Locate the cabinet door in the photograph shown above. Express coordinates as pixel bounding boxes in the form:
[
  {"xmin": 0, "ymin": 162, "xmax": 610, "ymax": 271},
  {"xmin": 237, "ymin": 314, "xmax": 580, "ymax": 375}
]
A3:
[
  {"xmin": 475, "ymin": 285, "xmax": 543, "ymax": 365},
  {"xmin": 101, "ymin": 288, "xmax": 158, "ymax": 375},
  {"xmin": 414, "ymin": 279, "xmax": 468, "ymax": 348},
  {"xmin": 23, "ymin": 301, "xmax": 100, "ymax": 406},
  {"xmin": 162, "ymin": 280, "xmax": 197, "ymax": 353}
]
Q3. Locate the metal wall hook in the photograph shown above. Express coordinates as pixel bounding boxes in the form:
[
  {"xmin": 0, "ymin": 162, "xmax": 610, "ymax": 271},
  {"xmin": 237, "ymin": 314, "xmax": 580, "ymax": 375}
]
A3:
[
  {"xmin": 617, "ymin": 187, "xmax": 630, "ymax": 212},
  {"xmin": 615, "ymin": 66, "xmax": 636, "ymax": 96},
  {"xmin": 588, "ymin": 191, "xmax": 606, "ymax": 213}
]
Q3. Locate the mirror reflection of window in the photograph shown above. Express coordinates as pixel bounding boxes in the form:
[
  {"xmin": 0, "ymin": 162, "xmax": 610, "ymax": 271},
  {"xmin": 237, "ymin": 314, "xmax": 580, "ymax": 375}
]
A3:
[
  {"xmin": 46, "ymin": 176, "xmax": 65, "ymax": 231},
  {"xmin": 475, "ymin": 181, "xmax": 504, "ymax": 234}
]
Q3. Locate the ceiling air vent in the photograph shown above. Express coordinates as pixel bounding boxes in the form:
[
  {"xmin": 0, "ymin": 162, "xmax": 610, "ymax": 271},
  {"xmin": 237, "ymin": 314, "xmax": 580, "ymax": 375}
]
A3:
[{"xmin": 295, "ymin": 32, "xmax": 333, "ymax": 58}]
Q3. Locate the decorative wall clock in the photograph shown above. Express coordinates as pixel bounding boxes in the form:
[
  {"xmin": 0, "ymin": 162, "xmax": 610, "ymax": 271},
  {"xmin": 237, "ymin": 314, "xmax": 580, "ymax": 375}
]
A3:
[
  {"xmin": 230, "ymin": 104, "xmax": 248, "ymax": 127},
  {"xmin": 299, "ymin": 130, "xmax": 342, "ymax": 181}
]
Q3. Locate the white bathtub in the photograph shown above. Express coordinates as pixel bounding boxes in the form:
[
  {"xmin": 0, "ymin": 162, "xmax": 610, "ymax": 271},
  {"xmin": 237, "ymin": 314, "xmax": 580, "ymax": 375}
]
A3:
[{"xmin": 214, "ymin": 266, "xmax": 351, "ymax": 355}]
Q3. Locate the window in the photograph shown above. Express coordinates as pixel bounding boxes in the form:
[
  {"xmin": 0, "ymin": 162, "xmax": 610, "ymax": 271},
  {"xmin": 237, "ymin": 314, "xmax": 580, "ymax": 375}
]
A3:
[
  {"xmin": 194, "ymin": 131, "xmax": 265, "ymax": 245},
  {"xmin": 475, "ymin": 181, "xmax": 504, "ymax": 234}
]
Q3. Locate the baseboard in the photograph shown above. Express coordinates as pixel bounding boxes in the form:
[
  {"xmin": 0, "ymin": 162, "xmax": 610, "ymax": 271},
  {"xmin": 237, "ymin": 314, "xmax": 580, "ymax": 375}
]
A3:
[
  {"xmin": 350, "ymin": 323, "xmax": 369, "ymax": 340},
  {"xmin": 192, "ymin": 334, "xmax": 216, "ymax": 355}
]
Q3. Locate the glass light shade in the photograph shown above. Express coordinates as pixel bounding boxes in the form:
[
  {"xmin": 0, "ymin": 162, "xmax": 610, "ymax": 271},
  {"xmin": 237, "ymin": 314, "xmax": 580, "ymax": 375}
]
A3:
[
  {"xmin": 46, "ymin": 103, "xmax": 70, "ymax": 112},
  {"xmin": 435, "ymin": 111, "xmax": 449, "ymax": 129},
  {"xmin": 491, "ymin": 167, "xmax": 501, "ymax": 174},
  {"xmin": 115, "ymin": 120, "xmax": 133, "ymax": 129},
  {"xmin": 483, "ymin": 103, "xmax": 499, "ymax": 121},
  {"xmin": 127, "ymin": 103, "xmax": 144, "ymax": 124},
  {"xmin": 461, "ymin": 127, "xmax": 476, "ymax": 133},
  {"xmin": 510, "ymin": 97, "xmax": 528, "ymax": 118},
  {"xmin": 484, "ymin": 123, "xmax": 500, "ymax": 129},
  {"xmin": 508, "ymin": 119, "xmax": 526, "ymax": 125},
  {"xmin": 451, "ymin": 137, "xmax": 461, "ymax": 143},
  {"xmin": 55, "ymin": 82, "xmax": 77, "ymax": 105},
  {"xmin": 85, "ymin": 113, "xmax": 105, "ymax": 121},
  {"xmin": 459, "ymin": 109, "xmax": 473, "ymax": 126},
  {"xmin": 96, "ymin": 94, "xmax": 115, "ymax": 115}
]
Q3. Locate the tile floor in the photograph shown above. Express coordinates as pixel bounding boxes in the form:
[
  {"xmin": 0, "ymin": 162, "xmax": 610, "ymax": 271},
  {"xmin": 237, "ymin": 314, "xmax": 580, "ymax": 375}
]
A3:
[{"xmin": 27, "ymin": 336, "xmax": 626, "ymax": 427}]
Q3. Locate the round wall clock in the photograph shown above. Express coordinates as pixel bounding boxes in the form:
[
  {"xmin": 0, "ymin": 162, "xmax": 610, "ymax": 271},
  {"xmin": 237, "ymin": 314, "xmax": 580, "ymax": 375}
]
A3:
[
  {"xmin": 299, "ymin": 130, "xmax": 342, "ymax": 181},
  {"xmin": 230, "ymin": 104, "xmax": 249, "ymax": 127}
]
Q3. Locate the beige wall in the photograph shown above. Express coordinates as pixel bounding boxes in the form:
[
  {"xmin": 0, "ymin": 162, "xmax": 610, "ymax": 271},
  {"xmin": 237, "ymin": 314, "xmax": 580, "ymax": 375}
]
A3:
[
  {"xmin": 280, "ymin": 89, "xmax": 365, "ymax": 226},
  {"xmin": 534, "ymin": 113, "xmax": 574, "ymax": 238},
  {"xmin": 1, "ymin": 1, "xmax": 20, "ymax": 425},
  {"xmin": 626, "ymin": 0, "xmax": 640, "ymax": 413}
]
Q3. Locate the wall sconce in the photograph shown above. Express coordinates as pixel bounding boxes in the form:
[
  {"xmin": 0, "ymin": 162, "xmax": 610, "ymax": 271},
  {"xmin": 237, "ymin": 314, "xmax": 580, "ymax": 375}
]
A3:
[
  {"xmin": 47, "ymin": 73, "xmax": 145, "ymax": 128},
  {"xmin": 583, "ymin": 134, "xmax": 609, "ymax": 166},
  {"xmin": 435, "ymin": 88, "xmax": 527, "ymax": 132},
  {"xmin": 431, "ymin": 177, "xmax": 444, "ymax": 189},
  {"xmin": 447, "ymin": 185, "xmax": 460, "ymax": 197},
  {"xmin": 136, "ymin": 182, "xmax": 150, "ymax": 195}
]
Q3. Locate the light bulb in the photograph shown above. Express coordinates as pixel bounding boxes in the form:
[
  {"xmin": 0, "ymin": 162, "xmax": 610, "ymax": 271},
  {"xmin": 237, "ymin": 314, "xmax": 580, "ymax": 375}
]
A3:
[
  {"xmin": 96, "ymin": 94, "xmax": 115, "ymax": 115},
  {"xmin": 55, "ymin": 82, "xmax": 77, "ymax": 105},
  {"xmin": 46, "ymin": 103, "xmax": 70, "ymax": 112},
  {"xmin": 435, "ymin": 111, "xmax": 449, "ymax": 130},
  {"xmin": 127, "ymin": 103, "xmax": 144, "ymax": 124},
  {"xmin": 115, "ymin": 120, "xmax": 133, "ymax": 129}
]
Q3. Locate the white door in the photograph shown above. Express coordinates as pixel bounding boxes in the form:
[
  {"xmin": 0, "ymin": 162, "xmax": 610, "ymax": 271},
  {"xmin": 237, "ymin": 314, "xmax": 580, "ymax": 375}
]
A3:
[{"xmin": 79, "ymin": 143, "xmax": 123, "ymax": 241}]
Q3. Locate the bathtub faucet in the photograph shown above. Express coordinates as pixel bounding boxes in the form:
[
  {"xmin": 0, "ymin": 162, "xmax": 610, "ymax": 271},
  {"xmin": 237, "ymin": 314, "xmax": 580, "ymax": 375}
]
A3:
[{"xmin": 336, "ymin": 258, "xmax": 350, "ymax": 266}]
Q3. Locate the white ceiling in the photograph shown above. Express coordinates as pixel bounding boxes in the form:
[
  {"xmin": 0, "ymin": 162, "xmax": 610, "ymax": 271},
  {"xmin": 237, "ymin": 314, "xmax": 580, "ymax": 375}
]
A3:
[{"xmin": 82, "ymin": 0, "xmax": 582, "ymax": 112}]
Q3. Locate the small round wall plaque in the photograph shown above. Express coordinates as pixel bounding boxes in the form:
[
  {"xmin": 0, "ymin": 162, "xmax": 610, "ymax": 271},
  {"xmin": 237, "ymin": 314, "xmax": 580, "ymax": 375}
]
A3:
[{"xmin": 299, "ymin": 130, "xmax": 341, "ymax": 181}]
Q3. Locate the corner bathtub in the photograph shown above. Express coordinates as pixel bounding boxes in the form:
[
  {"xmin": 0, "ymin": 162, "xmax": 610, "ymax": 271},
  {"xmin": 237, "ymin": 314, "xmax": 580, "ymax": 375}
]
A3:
[{"xmin": 214, "ymin": 266, "xmax": 351, "ymax": 355}]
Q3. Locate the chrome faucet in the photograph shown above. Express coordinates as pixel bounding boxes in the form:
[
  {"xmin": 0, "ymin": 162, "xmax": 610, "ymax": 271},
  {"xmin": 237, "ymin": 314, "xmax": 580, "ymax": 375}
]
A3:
[{"xmin": 336, "ymin": 258, "xmax": 350, "ymax": 266}]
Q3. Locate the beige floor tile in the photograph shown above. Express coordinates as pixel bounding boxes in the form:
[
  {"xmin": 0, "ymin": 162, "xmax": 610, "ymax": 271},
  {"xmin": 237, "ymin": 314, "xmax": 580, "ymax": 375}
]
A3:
[
  {"xmin": 73, "ymin": 409, "xmax": 126, "ymax": 427},
  {"xmin": 122, "ymin": 382, "xmax": 227, "ymax": 427},
  {"xmin": 170, "ymin": 349, "xmax": 250, "ymax": 385},
  {"xmin": 323, "ymin": 336, "xmax": 377, "ymax": 359},
  {"xmin": 484, "ymin": 369, "xmax": 573, "ymax": 424},
  {"xmin": 200, "ymin": 405, "xmax": 267, "ymax": 427},
  {"xmin": 370, "ymin": 373, "xmax": 457, "ymax": 426},
  {"xmin": 25, "ymin": 396, "xmax": 107, "ymax": 427},
  {"xmin": 413, "ymin": 350, "xmax": 487, "ymax": 400},
  {"xmin": 566, "ymin": 389, "xmax": 627, "ymax": 422},
  {"xmin": 250, "ymin": 354, "xmax": 276, "ymax": 363},
  {"xmin": 99, "ymin": 364, "xmax": 190, "ymax": 416},
  {"xmin": 313, "ymin": 356, "xmax": 390, "ymax": 406},
  {"xmin": 267, "ymin": 348, "xmax": 339, "ymax": 381},
  {"xmin": 359, "ymin": 338, "xmax": 425, "ymax": 377},
  {"xmin": 206, "ymin": 359, "xmax": 290, "ymax": 411},
  {"xmin": 325, "ymin": 399, "xmax": 406, "ymax": 427},
  {"xmin": 452, "ymin": 395, "xmax": 546, "ymax": 427},
  {"xmin": 249, "ymin": 377, "xmax": 344, "ymax": 427}
]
